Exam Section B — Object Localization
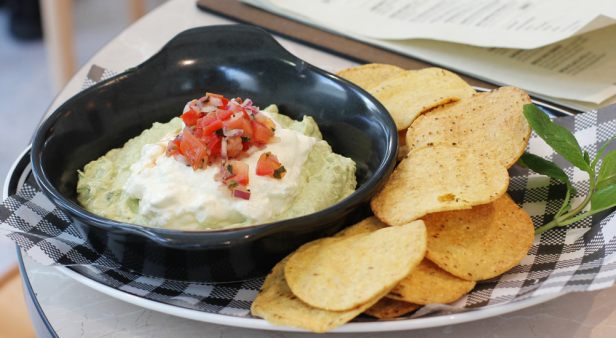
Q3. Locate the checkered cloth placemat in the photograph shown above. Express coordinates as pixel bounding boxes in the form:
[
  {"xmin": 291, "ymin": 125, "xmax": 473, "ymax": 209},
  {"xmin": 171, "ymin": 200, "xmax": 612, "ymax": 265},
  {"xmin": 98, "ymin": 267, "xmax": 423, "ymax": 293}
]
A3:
[
  {"xmin": 81, "ymin": 65, "xmax": 119, "ymax": 91},
  {"xmin": 1, "ymin": 65, "xmax": 616, "ymax": 320}
]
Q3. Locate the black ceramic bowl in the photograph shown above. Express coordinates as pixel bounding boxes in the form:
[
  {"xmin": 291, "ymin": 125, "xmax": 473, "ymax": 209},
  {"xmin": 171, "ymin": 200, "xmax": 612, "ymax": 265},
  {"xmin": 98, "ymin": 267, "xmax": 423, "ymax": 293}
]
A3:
[{"xmin": 31, "ymin": 25, "xmax": 397, "ymax": 283}]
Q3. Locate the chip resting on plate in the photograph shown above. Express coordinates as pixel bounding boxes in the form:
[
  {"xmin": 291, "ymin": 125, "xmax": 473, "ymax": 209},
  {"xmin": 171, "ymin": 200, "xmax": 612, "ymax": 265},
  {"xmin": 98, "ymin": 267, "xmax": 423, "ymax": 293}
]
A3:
[
  {"xmin": 368, "ymin": 68, "xmax": 476, "ymax": 131},
  {"xmin": 250, "ymin": 246, "xmax": 387, "ymax": 333},
  {"xmin": 423, "ymin": 193, "xmax": 535, "ymax": 281},
  {"xmin": 364, "ymin": 298, "xmax": 421, "ymax": 319},
  {"xmin": 335, "ymin": 217, "xmax": 474, "ymax": 306},
  {"xmin": 406, "ymin": 86, "xmax": 532, "ymax": 168},
  {"xmin": 285, "ymin": 221, "xmax": 427, "ymax": 311},
  {"xmin": 386, "ymin": 258, "xmax": 476, "ymax": 305},
  {"xmin": 335, "ymin": 63, "xmax": 404, "ymax": 91},
  {"xmin": 371, "ymin": 144, "xmax": 509, "ymax": 226}
]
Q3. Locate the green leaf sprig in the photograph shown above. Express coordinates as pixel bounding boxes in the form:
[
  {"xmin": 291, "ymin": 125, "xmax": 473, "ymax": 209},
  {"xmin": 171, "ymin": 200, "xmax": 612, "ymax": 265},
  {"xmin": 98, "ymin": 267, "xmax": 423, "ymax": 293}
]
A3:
[{"xmin": 519, "ymin": 104, "xmax": 616, "ymax": 235}]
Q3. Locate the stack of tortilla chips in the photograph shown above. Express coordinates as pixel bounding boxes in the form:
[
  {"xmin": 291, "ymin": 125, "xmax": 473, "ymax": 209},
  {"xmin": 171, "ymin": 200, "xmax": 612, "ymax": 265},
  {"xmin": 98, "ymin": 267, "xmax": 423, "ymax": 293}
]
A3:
[{"xmin": 251, "ymin": 65, "xmax": 536, "ymax": 333}]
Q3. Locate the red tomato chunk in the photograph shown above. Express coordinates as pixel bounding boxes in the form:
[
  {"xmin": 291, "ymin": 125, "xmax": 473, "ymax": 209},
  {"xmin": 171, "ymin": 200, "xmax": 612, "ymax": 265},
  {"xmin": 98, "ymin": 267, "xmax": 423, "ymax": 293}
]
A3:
[
  {"xmin": 256, "ymin": 152, "xmax": 286, "ymax": 179},
  {"xmin": 180, "ymin": 129, "xmax": 207, "ymax": 171}
]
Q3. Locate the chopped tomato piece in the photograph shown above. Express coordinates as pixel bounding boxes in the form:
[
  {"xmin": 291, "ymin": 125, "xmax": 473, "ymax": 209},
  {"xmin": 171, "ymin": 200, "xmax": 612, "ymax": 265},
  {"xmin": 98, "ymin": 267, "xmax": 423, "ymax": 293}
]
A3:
[
  {"xmin": 181, "ymin": 109, "xmax": 200, "ymax": 126},
  {"xmin": 231, "ymin": 161, "xmax": 249, "ymax": 186},
  {"xmin": 192, "ymin": 128, "xmax": 204, "ymax": 139},
  {"xmin": 219, "ymin": 97, "xmax": 230, "ymax": 108},
  {"xmin": 268, "ymin": 153, "xmax": 281, "ymax": 165},
  {"xmin": 198, "ymin": 112, "xmax": 218, "ymax": 128},
  {"xmin": 251, "ymin": 120, "xmax": 273, "ymax": 143},
  {"xmin": 223, "ymin": 114, "xmax": 253, "ymax": 138},
  {"xmin": 256, "ymin": 160, "xmax": 276, "ymax": 176},
  {"xmin": 216, "ymin": 109, "xmax": 233, "ymax": 121},
  {"xmin": 255, "ymin": 152, "xmax": 281, "ymax": 177},
  {"xmin": 203, "ymin": 119, "xmax": 223, "ymax": 136},
  {"xmin": 203, "ymin": 134, "xmax": 221, "ymax": 157},
  {"xmin": 239, "ymin": 118, "xmax": 253, "ymax": 138},
  {"xmin": 180, "ymin": 129, "xmax": 207, "ymax": 171},
  {"xmin": 256, "ymin": 152, "xmax": 286, "ymax": 179},
  {"xmin": 223, "ymin": 113, "xmax": 244, "ymax": 129}
]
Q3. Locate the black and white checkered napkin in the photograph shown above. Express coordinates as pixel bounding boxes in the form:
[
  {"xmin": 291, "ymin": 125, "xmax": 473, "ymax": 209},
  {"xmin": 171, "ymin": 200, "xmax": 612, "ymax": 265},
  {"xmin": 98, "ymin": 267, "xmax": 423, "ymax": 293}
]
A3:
[{"xmin": 1, "ymin": 65, "xmax": 616, "ymax": 320}]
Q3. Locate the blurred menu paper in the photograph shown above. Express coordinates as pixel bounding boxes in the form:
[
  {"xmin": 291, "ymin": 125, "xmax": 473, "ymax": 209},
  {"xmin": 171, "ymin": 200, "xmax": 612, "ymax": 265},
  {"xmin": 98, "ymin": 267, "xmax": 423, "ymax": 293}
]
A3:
[
  {"xmin": 268, "ymin": 0, "xmax": 615, "ymax": 48},
  {"xmin": 242, "ymin": 0, "xmax": 616, "ymax": 110}
]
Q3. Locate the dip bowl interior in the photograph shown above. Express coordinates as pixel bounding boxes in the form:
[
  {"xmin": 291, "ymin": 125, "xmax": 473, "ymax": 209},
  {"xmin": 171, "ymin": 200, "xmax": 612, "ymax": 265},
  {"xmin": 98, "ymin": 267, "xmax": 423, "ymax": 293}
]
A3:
[{"xmin": 31, "ymin": 25, "xmax": 397, "ymax": 282}]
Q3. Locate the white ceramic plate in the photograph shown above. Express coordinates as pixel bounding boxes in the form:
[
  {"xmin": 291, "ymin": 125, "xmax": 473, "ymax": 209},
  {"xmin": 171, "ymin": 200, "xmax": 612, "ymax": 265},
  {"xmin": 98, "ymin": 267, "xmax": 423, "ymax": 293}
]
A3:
[{"xmin": 56, "ymin": 265, "xmax": 558, "ymax": 333}]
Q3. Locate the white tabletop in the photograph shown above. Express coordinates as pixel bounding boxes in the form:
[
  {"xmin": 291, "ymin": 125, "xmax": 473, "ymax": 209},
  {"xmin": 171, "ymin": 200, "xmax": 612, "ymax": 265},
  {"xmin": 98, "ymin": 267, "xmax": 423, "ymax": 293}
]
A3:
[{"xmin": 23, "ymin": 0, "xmax": 616, "ymax": 336}]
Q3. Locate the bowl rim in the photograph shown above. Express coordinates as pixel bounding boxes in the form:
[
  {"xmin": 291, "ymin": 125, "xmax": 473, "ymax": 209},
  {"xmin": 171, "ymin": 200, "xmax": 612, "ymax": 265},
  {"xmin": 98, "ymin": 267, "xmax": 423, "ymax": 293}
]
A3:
[{"xmin": 30, "ymin": 24, "xmax": 398, "ymax": 244}]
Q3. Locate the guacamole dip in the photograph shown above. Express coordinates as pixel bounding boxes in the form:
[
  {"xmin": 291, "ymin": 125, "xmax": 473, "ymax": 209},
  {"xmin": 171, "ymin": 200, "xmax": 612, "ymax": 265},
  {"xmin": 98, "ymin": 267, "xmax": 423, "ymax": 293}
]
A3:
[{"xmin": 77, "ymin": 104, "xmax": 357, "ymax": 230}]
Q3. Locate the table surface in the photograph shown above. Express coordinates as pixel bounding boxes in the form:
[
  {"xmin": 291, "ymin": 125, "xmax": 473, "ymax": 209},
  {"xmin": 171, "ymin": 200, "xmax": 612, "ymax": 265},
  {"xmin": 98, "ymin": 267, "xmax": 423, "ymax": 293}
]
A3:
[{"xmin": 18, "ymin": 0, "xmax": 616, "ymax": 336}]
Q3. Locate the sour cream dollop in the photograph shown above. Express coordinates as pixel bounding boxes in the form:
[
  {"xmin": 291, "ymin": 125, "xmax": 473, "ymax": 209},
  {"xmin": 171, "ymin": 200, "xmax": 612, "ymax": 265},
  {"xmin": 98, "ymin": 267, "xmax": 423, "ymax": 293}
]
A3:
[{"xmin": 122, "ymin": 111, "xmax": 317, "ymax": 230}]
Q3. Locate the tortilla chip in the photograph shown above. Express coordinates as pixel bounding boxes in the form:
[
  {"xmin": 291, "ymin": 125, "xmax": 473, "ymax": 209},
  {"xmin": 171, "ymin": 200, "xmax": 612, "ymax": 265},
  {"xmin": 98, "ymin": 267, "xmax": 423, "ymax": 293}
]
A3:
[
  {"xmin": 285, "ymin": 221, "xmax": 427, "ymax": 311},
  {"xmin": 336, "ymin": 63, "xmax": 405, "ymax": 91},
  {"xmin": 364, "ymin": 298, "xmax": 421, "ymax": 319},
  {"xmin": 251, "ymin": 248, "xmax": 388, "ymax": 333},
  {"xmin": 423, "ymin": 194, "xmax": 534, "ymax": 281},
  {"xmin": 369, "ymin": 68, "xmax": 476, "ymax": 131},
  {"xmin": 406, "ymin": 86, "xmax": 532, "ymax": 168},
  {"xmin": 371, "ymin": 144, "xmax": 509, "ymax": 226},
  {"xmin": 334, "ymin": 216, "xmax": 389, "ymax": 237},
  {"xmin": 335, "ymin": 218, "xmax": 474, "ymax": 306},
  {"xmin": 386, "ymin": 258, "xmax": 476, "ymax": 305}
]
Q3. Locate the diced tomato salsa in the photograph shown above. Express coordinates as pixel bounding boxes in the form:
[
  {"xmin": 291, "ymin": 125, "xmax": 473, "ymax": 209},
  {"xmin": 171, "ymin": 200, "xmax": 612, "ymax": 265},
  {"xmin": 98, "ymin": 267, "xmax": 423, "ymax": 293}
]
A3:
[{"xmin": 166, "ymin": 93, "xmax": 285, "ymax": 200}]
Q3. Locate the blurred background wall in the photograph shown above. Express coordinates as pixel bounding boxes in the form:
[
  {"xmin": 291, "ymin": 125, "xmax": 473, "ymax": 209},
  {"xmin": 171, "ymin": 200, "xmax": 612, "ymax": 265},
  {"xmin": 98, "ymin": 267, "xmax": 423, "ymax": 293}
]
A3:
[{"xmin": 0, "ymin": 1, "xmax": 166, "ymax": 336}]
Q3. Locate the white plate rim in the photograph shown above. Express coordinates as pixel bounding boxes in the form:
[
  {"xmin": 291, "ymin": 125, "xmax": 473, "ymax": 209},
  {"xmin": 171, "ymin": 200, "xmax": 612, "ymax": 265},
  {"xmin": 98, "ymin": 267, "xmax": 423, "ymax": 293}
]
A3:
[{"xmin": 56, "ymin": 265, "xmax": 560, "ymax": 333}]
